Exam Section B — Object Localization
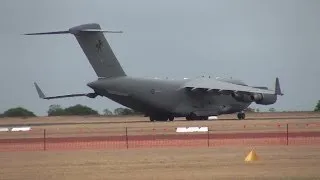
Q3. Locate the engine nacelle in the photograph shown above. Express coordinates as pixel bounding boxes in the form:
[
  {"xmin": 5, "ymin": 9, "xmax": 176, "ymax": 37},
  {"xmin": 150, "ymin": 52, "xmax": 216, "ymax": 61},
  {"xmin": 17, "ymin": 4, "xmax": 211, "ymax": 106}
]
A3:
[
  {"xmin": 250, "ymin": 93, "xmax": 277, "ymax": 105},
  {"xmin": 231, "ymin": 93, "xmax": 253, "ymax": 103}
]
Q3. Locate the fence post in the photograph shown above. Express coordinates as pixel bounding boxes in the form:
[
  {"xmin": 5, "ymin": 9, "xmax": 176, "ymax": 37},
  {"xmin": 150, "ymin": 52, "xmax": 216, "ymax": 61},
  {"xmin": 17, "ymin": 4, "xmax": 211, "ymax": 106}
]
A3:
[
  {"xmin": 125, "ymin": 127, "xmax": 128, "ymax": 149},
  {"xmin": 286, "ymin": 123, "xmax": 289, "ymax": 146},
  {"xmin": 207, "ymin": 128, "xmax": 210, "ymax": 147},
  {"xmin": 43, "ymin": 129, "xmax": 46, "ymax": 151}
]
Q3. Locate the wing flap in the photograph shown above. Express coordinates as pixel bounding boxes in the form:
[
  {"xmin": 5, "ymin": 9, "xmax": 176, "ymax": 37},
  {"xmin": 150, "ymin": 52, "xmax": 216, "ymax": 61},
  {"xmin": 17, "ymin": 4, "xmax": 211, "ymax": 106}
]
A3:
[{"xmin": 182, "ymin": 78, "xmax": 279, "ymax": 95}]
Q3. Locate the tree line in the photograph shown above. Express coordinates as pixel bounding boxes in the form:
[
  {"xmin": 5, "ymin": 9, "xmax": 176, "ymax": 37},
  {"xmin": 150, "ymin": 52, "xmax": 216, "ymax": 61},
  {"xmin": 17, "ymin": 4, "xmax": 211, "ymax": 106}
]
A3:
[
  {"xmin": 1, "ymin": 100, "xmax": 320, "ymax": 118},
  {"xmin": 245, "ymin": 107, "xmax": 276, "ymax": 113},
  {"xmin": 47, "ymin": 104, "xmax": 142, "ymax": 116},
  {"xmin": 0, "ymin": 104, "xmax": 142, "ymax": 118}
]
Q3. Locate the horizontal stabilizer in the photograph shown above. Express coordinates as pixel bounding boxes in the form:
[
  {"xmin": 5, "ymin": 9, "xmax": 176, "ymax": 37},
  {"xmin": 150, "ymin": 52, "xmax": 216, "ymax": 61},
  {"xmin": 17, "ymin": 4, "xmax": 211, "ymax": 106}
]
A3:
[
  {"xmin": 24, "ymin": 31, "xmax": 70, "ymax": 35},
  {"xmin": 34, "ymin": 82, "xmax": 98, "ymax": 100},
  {"xmin": 80, "ymin": 29, "xmax": 123, "ymax": 33},
  {"xmin": 24, "ymin": 29, "xmax": 123, "ymax": 36}
]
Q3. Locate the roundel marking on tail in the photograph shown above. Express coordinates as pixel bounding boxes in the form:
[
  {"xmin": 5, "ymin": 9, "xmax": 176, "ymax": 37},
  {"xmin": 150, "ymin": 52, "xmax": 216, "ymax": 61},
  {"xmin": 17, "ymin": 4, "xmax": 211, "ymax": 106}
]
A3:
[{"xmin": 96, "ymin": 39, "xmax": 103, "ymax": 52}]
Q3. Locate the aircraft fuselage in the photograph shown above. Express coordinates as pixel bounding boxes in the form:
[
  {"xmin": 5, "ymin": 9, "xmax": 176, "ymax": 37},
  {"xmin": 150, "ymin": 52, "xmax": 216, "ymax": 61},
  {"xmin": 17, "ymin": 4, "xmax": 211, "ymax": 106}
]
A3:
[{"xmin": 87, "ymin": 76, "xmax": 251, "ymax": 119}]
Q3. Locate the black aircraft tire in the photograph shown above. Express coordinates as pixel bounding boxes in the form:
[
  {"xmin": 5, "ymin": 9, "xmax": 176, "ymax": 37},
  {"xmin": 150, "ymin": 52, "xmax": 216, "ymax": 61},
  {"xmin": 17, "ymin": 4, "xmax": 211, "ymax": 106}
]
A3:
[
  {"xmin": 237, "ymin": 113, "xmax": 245, "ymax": 120},
  {"xmin": 186, "ymin": 114, "xmax": 209, "ymax": 121},
  {"xmin": 149, "ymin": 117, "xmax": 155, "ymax": 122}
]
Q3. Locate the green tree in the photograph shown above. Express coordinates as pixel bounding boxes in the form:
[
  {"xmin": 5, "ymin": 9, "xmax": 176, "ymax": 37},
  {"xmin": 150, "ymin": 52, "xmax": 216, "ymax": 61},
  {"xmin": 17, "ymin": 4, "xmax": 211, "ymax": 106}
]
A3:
[
  {"xmin": 269, "ymin": 107, "xmax": 276, "ymax": 112},
  {"xmin": 48, "ymin": 104, "xmax": 66, "ymax": 116},
  {"xmin": 64, "ymin": 104, "xmax": 99, "ymax": 116},
  {"xmin": 245, "ymin": 107, "xmax": 255, "ymax": 113},
  {"xmin": 103, "ymin": 108, "xmax": 113, "ymax": 116},
  {"xmin": 131, "ymin": 109, "xmax": 143, "ymax": 115},
  {"xmin": 122, "ymin": 108, "xmax": 134, "ymax": 115},
  {"xmin": 114, "ymin": 107, "xmax": 126, "ymax": 115},
  {"xmin": 314, "ymin": 100, "xmax": 320, "ymax": 112},
  {"xmin": 3, "ymin": 107, "xmax": 36, "ymax": 117},
  {"xmin": 113, "ymin": 107, "xmax": 141, "ymax": 115}
]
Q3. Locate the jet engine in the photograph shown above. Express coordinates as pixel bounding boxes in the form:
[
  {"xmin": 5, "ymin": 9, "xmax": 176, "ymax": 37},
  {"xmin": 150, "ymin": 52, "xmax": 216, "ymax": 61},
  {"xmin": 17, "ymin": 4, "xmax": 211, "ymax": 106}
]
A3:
[
  {"xmin": 250, "ymin": 93, "xmax": 277, "ymax": 105},
  {"xmin": 231, "ymin": 92, "xmax": 253, "ymax": 103}
]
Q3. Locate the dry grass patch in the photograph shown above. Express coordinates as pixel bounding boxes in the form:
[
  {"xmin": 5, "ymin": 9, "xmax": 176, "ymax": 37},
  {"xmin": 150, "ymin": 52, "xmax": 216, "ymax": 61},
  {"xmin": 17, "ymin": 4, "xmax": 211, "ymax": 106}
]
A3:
[
  {"xmin": 1, "ymin": 116, "xmax": 320, "ymax": 139},
  {"xmin": 1, "ymin": 146, "xmax": 320, "ymax": 180},
  {"xmin": 30, "ymin": 118, "xmax": 320, "ymax": 137}
]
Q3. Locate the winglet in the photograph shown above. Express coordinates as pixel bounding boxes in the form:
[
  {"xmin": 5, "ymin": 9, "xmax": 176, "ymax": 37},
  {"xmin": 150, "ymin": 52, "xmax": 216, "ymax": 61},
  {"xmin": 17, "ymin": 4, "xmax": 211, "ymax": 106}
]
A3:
[
  {"xmin": 275, "ymin": 77, "xmax": 283, "ymax": 96},
  {"xmin": 34, "ymin": 82, "xmax": 46, "ymax": 99}
]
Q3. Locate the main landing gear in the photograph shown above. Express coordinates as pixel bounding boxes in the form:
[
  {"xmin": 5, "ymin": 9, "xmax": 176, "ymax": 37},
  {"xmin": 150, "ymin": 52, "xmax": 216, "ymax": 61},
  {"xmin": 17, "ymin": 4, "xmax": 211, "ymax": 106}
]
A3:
[
  {"xmin": 149, "ymin": 115, "xmax": 174, "ymax": 122},
  {"xmin": 237, "ymin": 112, "xmax": 246, "ymax": 120},
  {"xmin": 185, "ymin": 113, "xmax": 208, "ymax": 121}
]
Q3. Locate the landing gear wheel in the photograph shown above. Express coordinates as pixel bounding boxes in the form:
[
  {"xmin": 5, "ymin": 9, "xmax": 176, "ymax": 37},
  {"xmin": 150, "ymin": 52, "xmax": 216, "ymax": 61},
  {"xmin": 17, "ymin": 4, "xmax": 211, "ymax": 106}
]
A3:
[
  {"xmin": 150, "ymin": 115, "xmax": 172, "ymax": 122},
  {"xmin": 186, "ymin": 113, "xmax": 208, "ymax": 120},
  {"xmin": 201, "ymin": 116, "xmax": 208, "ymax": 120},
  {"xmin": 186, "ymin": 113, "xmax": 197, "ymax": 120},
  {"xmin": 237, "ymin": 112, "xmax": 245, "ymax": 120}
]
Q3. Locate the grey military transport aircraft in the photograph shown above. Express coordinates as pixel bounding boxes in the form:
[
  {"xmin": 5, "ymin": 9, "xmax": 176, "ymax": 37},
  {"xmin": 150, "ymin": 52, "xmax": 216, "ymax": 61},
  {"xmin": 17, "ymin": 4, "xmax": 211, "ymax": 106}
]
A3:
[{"xmin": 26, "ymin": 23, "xmax": 283, "ymax": 121}]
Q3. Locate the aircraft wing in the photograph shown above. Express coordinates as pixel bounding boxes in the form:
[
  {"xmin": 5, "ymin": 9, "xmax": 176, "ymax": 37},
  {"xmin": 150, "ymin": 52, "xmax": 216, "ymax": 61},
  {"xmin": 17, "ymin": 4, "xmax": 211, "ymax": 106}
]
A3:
[
  {"xmin": 34, "ymin": 82, "xmax": 98, "ymax": 100},
  {"xmin": 181, "ymin": 77, "xmax": 283, "ymax": 95}
]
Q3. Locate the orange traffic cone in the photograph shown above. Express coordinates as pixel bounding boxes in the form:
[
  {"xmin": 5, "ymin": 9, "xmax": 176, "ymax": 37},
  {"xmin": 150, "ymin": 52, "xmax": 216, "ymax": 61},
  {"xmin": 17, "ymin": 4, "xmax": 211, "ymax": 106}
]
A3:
[{"xmin": 245, "ymin": 149, "xmax": 259, "ymax": 162}]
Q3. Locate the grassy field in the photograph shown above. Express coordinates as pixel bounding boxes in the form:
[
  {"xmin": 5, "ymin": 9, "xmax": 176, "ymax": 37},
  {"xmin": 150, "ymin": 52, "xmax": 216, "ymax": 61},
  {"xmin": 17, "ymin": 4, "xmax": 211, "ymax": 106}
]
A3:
[
  {"xmin": 0, "ymin": 112, "xmax": 320, "ymax": 179},
  {"xmin": 0, "ymin": 112, "xmax": 320, "ymax": 148},
  {"xmin": 1, "ymin": 113, "xmax": 320, "ymax": 139},
  {"xmin": 1, "ymin": 146, "xmax": 320, "ymax": 180}
]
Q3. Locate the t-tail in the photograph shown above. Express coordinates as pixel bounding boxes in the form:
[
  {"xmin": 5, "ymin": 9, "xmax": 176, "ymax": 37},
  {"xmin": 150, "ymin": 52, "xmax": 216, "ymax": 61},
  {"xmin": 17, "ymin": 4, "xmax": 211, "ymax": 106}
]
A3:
[{"xmin": 24, "ymin": 23, "xmax": 126, "ymax": 78}]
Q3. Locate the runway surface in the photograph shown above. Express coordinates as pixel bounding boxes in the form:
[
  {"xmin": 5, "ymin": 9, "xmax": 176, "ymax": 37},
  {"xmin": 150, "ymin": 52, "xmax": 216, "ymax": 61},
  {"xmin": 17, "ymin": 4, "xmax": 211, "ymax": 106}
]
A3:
[{"xmin": 1, "ymin": 116, "xmax": 320, "ymax": 128}]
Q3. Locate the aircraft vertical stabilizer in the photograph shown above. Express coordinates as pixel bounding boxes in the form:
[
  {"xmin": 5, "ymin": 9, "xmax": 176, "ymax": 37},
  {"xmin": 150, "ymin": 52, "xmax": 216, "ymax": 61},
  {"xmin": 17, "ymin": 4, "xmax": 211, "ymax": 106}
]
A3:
[{"xmin": 24, "ymin": 23, "xmax": 126, "ymax": 78}]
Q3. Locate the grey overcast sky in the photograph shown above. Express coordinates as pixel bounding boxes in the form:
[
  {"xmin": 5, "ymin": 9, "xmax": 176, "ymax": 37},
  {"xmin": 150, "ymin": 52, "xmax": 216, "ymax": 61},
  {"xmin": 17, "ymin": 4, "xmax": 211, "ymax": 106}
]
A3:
[{"xmin": 0, "ymin": 0, "xmax": 319, "ymax": 116}]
